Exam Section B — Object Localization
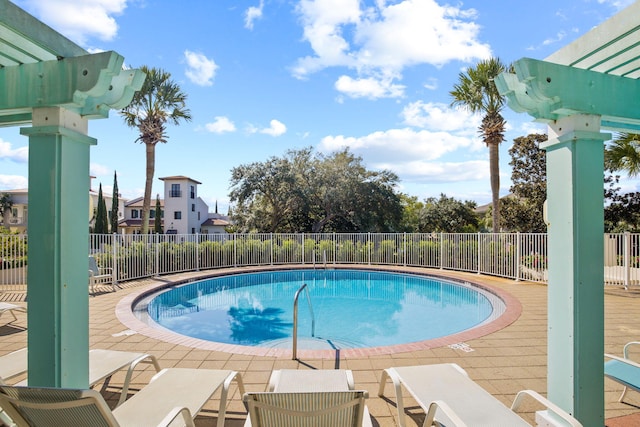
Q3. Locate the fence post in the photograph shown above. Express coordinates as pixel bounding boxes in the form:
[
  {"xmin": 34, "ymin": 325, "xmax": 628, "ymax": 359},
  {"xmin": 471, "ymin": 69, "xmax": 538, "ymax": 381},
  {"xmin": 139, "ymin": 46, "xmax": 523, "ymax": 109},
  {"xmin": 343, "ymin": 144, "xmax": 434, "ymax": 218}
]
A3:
[
  {"xmin": 624, "ymin": 231, "xmax": 630, "ymax": 290},
  {"xmin": 154, "ymin": 233, "xmax": 159, "ymax": 277},
  {"xmin": 477, "ymin": 232, "xmax": 481, "ymax": 275},
  {"xmin": 515, "ymin": 232, "xmax": 521, "ymax": 281},
  {"xmin": 112, "ymin": 233, "xmax": 118, "ymax": 285},
  {"xmin": 403, "ymin": 232, "xmax": 407, "ymax": 266},
  {"xmin": 368, "ymin": 232, "xmax": 371, "ymax": 265},
  {"xmin": 234, "ymin": 233, "xmax": 238, "ymax": 268},
  {"xmin": 439, "ymin": 232, "xmax": 444, "ymax": 270},
  {"xmin": 302, "ymin": 232, "xmax": 305, "ymax": 265},
  {"xmin": 270, "ymin": 233, "xmax": 274, "ymax": 265},
  {"xmin": 195, "ymin": 233, "xmax": 200, "ymax": 272}
]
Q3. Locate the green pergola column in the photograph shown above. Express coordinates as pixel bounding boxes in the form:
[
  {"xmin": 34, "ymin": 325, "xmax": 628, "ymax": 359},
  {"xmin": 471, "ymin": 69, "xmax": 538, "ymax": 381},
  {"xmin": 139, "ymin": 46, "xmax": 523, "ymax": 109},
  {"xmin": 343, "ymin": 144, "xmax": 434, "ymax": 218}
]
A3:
[
  {"xmin": 540, "ymin": 115, "xmax": 607, "ymax": 425},
  {"xmin": 21, "ymin": 107, "xmax": 95, "ymax": 388}
]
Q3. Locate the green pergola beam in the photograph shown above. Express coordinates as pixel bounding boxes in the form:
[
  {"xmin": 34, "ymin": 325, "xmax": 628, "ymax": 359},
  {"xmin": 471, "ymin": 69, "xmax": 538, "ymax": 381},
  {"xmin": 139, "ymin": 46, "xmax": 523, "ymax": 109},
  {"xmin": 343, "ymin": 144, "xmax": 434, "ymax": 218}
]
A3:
[
  {"xmin": 0, "ymin": 51, "xmax": 137, "ymax": 126},
  {"xmin": 496, "ymin": 57, "xmax": 640, "ymax": 132}
]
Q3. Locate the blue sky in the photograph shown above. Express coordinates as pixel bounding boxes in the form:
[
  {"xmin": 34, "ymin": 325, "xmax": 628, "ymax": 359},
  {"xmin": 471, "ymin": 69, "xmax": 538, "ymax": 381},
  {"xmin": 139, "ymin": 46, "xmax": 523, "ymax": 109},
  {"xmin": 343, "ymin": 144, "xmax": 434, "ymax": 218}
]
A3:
[{"xmin": 0, "ymin": 0, "xmax": 636, "ymax": 213}]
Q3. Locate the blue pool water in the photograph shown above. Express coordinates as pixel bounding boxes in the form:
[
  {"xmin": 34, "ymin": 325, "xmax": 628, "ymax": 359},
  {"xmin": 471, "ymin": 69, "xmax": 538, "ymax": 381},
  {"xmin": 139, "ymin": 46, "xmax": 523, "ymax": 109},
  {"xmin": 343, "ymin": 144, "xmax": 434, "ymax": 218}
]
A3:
[{"xmin": 143, "ymin": 269, "xmax": 502, "ymax": 349}]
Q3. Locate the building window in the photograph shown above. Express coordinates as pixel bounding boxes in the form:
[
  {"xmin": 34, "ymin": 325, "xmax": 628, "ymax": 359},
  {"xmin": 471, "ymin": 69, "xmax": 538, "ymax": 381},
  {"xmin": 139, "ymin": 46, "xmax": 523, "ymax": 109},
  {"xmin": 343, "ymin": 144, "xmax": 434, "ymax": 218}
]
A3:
[
  {"xmin": 170, "ymin": 183, "xmax": 181, "ymax": 198},
  {"xmin": 190, "ymin": 185, "xmax": 195, "ymax": 199},
  {"xmin": 198, "ymin": 212, "xmax": 200, "ymax": 220},
  {"xmin": 174, "ymin": 211, "xmax": 182, "ymax": 220},
  {"xmin": 191, "ymin": 227, "xmax": 196, "ymax": 234},
  {"xmin": 191, "ymin": 203, "xmax": 195, "ymax": 212},
  {"xmin": 132, "ymin": 209, "xmax": 138, "ymax": 218},
  {"xmin": 150, "ymin": 210, "xmax": 155, "ymax": 219}
]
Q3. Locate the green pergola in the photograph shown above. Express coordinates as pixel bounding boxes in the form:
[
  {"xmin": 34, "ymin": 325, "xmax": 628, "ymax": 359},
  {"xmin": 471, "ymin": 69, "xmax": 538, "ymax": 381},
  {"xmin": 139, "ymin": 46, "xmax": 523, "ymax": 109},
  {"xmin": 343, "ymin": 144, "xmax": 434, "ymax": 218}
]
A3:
[
  {"xmin": 496, "ymin": 3, "xmax": 640, "ymax": 425},
  {"xmin": 0, "ymin": 0, "xmax": 144, "ymax": 387}
]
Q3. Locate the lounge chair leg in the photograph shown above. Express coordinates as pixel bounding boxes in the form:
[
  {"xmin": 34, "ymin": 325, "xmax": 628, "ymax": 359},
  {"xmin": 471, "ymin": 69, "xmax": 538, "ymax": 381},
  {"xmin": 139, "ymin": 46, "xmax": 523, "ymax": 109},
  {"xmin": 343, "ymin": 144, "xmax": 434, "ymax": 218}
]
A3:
[
  {"xmin": 619, "ymin": 386, "xmax": 628, "ymax": 403},
  {"xmin": 216, "ymin": 371, "xmax": 245, "ymax": 427},
  {"xmin": 378, "ymin": 368, "xmax": 407, "ymax": 427}
]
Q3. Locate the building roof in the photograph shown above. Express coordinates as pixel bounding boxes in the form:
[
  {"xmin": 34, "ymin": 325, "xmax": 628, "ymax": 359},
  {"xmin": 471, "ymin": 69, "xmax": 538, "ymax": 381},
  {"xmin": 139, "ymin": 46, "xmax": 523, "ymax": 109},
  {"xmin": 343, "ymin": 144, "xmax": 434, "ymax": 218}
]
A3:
[
  {"xmin": 159, "ymin": 175, "xmax": 202, "ymax": 184},
  {"xmin": 201, "ymin": 218, "xmax": 230, "ymax": 227}
]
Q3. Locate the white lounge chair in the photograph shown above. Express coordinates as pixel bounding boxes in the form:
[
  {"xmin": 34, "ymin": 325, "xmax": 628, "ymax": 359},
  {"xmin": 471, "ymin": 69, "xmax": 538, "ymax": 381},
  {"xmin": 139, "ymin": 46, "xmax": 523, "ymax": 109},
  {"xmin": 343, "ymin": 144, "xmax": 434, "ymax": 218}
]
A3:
[
  {"xmin": 0, "ymin": 348, "xmax": 162, "ymax": 407},
  {"xmin": 244, "ymin": 369, "xmax": 373, "ymax": 427},
  {"xmin": 89, "ymin": 255, "xmax": 115, "ymax": 293},
  {"xmin": 605, "ymin": 341, "xmax": 640, "ymax": 403},
  {"xmin": 378, "ymin": 363, "xmax": 582, "ymax": 427},
  {"xmin": 0, "ymin": 303, "xmax": 26, "ymax": 324},
  {"xmin": 0, "ymin": 368, "xmax": 245, "ymax": 427}
]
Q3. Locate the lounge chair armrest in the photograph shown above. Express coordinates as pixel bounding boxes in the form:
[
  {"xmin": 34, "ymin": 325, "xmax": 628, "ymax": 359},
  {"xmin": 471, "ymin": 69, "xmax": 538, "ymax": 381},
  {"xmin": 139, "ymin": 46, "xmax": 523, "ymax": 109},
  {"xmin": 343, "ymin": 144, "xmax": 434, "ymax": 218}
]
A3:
[
  {"xmin": 158, "ymin": 406, "xmax": 195, "ymax": 427},
  {"xmin": 423, "ymin": 400, "xmax": 468, "ymax": 427},
  {"xmin": 623, "ymin": 342, "xmax": 640, "ymax": 358},
  {"xmin": 511, "ymin": 390, "xmax": 583, "ymax": 427},
  {"xmin": 605, "ymin": 353, "xmax": 640, "ymax": 370}
]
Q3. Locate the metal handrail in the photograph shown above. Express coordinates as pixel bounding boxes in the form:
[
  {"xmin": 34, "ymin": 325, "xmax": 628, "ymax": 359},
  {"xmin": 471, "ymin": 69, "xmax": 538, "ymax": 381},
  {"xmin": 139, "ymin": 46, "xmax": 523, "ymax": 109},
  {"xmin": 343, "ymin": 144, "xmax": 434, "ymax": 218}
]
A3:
[{"xmin": 292, "ymin": 283, "xmax": 315, "ymax": 359}]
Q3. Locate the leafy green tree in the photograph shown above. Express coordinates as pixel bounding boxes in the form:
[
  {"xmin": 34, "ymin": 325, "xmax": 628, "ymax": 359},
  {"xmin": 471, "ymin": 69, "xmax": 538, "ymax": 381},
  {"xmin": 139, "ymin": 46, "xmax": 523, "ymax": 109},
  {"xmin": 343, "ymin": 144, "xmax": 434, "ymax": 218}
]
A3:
[
  {"xmin": 450, "ymin": 58, "xmax": 509, "ymax": 232},
  {"xmin": 398, "ymin": 194, "xmax": 424, "ymax": 232},
  {"xmin": 605, "ymin": 132, "xmax": 640, "ymax": 177},
  {"xmin": 120, "ymin": 66, "xmax": 191, "ymax": 233},
  {"xmin": 154, "ymin": 194, "xmax": 163, "ymax": 234},
  {"xmin": 94, "ymin": 184, "xmax": 109, "ymax": 234},
  {"xmin": 299, "ymin": 149, "xmax": 401, "ymax": 232},
  {"xmin": 0, "ymin": 193, "xmax": 13, "ymax": 227},
  {"xmin": 603, "ymin": 133, "xmax": 640, "ymax": 231},
  {"xmin": 604, "ymin": 173, "xmax": 640, "ymax": 232},
  {"xmin": 418, "ymin": 194, "xmax": 479, "ymax": 233},
  {"xmin": 110, "ymin": 171, "xmax": 119, "ymax": 233},
  {"xmin": 501, "ymin": 133, "xmax": 547, "ymax": 232},
  {"xmin": 230, "ymin": 148, "xmax": 402, "ymax": 232},
  {"xmin": 230, "ymin": 152, "xmax": 299, "ymax": 232}
]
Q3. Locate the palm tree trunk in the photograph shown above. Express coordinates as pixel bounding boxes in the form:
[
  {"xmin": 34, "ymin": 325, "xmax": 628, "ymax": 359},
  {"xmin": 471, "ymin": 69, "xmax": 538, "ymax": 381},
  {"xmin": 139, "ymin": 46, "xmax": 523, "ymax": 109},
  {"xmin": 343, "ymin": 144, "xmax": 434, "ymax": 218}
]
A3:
[
  {"xmin": 142, "ymin": 143, "xmax": 155, "ymax": 234},
  {"xmin": 489, "ymin": 142, "xmax": 500, "ymax": 232}
]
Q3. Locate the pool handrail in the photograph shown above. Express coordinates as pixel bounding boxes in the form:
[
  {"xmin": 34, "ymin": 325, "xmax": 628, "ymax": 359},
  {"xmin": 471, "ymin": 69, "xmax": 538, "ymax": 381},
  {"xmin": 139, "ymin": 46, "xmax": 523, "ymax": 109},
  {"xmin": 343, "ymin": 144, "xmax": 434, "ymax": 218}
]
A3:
[{"xmin": 292, "ymin": 283, "xmax": 315, "ymax": 360}]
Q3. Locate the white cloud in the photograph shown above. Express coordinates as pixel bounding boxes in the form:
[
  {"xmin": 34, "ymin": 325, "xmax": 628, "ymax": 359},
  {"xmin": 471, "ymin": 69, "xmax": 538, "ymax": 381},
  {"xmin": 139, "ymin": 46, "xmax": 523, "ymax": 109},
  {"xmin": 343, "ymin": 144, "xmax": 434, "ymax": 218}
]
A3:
[
  {"xmin": 520, "ymin": 121, "xmax": 547, "ymax": 136},
  {"xmin": 293, "ymin": 0, "xmax": 491, "ymax": 99},
  {"xmin": 319, "ymin": 127, "xmax": 475, "ymax": 163},
  {"xmin": 184, "ymin": 51, "xmax": 218, "ymax": 86},
  {"xmin": 260, "ymin": 120, "xmax": 287, "ymax": 137},
  {"xmin": 597, "ymin": 0, "xmax": 636, "ymax": 11},
  {"xmin": 335, "ymin": 75, "xmax": 404, "ymax": 99},
  {"xmin": 19, "ymin": 0, "xmax": 127, "ymax": 45},
  {"xmin": 401, "ymin": 101, "xmax": 480, "ymax": 133},
  {"xmin": 90, "ymin": 163, "xmax": 110, "ymax": 176},
  {"xmin": 423, "ymin": 77, "xmax": 438, "ymax": 90},
  {"xmin": 205, "ymin": 116, "xmax": 237, "ymax": 134},
  {"xmin": 379, "ymin": 159, "xmax": 488, "ymax": 183},
  {"xmin": 245, "ymin": 0, "xmax": 264, "ymax": 30},
  {"xmin": 0, "ymin": 175, "xmax": 28, "ymax": 190},
  {"xmin": 0, "ymin": 140, "xmax": 28, "ymax": 163}
]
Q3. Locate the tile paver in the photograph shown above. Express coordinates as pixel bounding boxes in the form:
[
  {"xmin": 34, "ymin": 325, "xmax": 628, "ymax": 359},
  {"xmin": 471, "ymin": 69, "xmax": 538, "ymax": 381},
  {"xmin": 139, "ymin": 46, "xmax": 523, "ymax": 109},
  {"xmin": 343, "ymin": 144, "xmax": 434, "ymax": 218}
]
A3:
[{"xmin": 1, "ymin": 265, "xmax": 639, "ymax": 426}]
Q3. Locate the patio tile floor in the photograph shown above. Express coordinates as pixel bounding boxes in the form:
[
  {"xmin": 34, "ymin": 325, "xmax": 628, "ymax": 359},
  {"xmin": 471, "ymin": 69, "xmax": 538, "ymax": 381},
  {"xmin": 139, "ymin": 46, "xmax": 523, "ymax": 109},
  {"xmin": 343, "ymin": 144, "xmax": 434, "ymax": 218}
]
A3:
[{"xmin": 2, "ymin": 266, "xmax": 640, "ymax": 426}]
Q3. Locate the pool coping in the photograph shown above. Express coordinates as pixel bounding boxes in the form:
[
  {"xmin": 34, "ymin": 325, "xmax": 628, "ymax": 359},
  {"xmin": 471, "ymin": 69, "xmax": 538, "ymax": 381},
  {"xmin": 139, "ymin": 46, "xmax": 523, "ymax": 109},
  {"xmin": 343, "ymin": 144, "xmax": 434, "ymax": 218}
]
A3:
[{"xmin": 115, "ymin": 265, "xmax": 523, "ymax": 359}]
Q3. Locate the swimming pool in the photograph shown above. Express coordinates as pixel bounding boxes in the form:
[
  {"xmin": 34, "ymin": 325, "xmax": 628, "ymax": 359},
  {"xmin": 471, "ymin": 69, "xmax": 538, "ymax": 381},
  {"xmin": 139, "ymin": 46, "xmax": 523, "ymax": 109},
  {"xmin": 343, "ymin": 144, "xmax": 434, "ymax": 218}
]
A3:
[{"xmin": 137, "ymin": 269, "xmax": 506, "ymax": 350}]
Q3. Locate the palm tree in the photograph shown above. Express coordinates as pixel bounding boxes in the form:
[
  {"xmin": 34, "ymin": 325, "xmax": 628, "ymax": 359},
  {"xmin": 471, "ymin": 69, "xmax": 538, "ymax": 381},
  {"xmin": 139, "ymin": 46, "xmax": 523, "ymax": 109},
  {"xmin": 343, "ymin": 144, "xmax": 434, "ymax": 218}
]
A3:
[
  {"xmin": 605, "ymin": 132, "xmax": 640, "ymax": 176},
  {"xmin": 120, "ymin": 66, "xmax": 191, "ymax": 234},
  {"xmin": 450, "ymin": 58, "xmax": 508, "ymax": 232}
]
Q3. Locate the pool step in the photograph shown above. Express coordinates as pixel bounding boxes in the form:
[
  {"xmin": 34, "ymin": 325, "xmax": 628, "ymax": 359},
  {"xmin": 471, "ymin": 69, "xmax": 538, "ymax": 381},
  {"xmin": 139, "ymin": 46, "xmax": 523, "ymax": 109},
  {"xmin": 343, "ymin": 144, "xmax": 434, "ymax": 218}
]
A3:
[{"xmin": 261, "ymin": 336, "xmax": 366, "ymax": 350}]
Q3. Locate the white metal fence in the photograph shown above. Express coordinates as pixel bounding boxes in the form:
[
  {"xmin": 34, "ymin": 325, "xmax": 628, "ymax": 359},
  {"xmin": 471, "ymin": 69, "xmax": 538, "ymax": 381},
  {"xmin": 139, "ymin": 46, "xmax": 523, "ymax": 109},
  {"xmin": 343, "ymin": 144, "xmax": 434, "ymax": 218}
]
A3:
[{"xmin": 2, "ymin": 232, "xmax": 640, "ymax": 292}]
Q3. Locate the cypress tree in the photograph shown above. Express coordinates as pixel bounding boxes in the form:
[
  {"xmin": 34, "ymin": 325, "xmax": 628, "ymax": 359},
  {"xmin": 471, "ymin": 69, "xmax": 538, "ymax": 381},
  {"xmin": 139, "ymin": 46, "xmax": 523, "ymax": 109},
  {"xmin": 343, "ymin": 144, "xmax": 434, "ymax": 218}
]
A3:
[
  {"xmin": 95, "ymin": 184, "xmax": 108, "ymax": 234},
  {"xmin": 110, "ymin": 171, "xmax": 119, "ymax": 233},
  {"xmin": 154, "ymin": 194, "xmax": 163, "ymax": 234}
]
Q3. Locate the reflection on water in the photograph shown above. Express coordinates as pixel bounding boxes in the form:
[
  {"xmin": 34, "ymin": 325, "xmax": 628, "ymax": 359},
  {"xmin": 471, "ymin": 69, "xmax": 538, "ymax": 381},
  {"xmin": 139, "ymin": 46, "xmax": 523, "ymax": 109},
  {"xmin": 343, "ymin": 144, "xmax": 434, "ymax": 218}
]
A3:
[
  {"xmin": 228, "ymin": 306, "xmax": 290, "ymax": 344},
  {"xmin": 146, "ymin": 269, "xmax": 502, "ymax": 349}
]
